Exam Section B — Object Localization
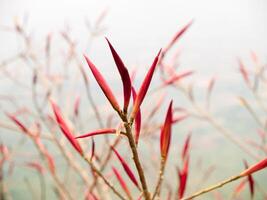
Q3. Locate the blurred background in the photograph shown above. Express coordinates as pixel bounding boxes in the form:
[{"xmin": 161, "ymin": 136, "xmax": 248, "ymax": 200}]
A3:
[{"xmin": 0, "ymin": 0, "xmax": 267, "ymax": 199}]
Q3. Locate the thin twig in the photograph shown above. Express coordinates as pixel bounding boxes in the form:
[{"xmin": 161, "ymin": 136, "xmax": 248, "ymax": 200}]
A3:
[
  {"xmin": 151, "ymin": 157, "xmax": 166, "ymax": 200},
  {"xmin": 182, "ymin": 174, "xmax": 243, "ymax": 200},
  {"xmin": 83, "ymin": 156, "xmax": 127, "ymax": 200}
]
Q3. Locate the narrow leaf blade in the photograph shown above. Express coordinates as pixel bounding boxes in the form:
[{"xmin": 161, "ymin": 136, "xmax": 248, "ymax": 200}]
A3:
[
  {"xmin": 106, "ymin": 38, "xmax": 132, "ymax": 112},
  {"xmin": 160, "ymin": 100, "xmax": 173, "ymax": 158},
  {"xmin": 131, "ymin": 49, "xmax": 161, "ymax": 119},
  {"xmin": 132, "ymin": 87, "xmax": 141, "ymax": 145},
  {"xmin": 7, "ymin": 114, "xmax": 28, "ymax": 134},
  {"xmin": 112, "ymin": 147, "xmax": 140, "ymax": 189},
  {"xmin": 75, "ymin": 128, "xmax": 116, "ymax": 139},
  {"xmin": 50, "ymin": 100, "xmax": 83, "ymax": 155},
  {"xmin": 244, "ymin": 160, "xmax": 255, "ymax": 198},
  {"xmin": 163, "ymin": 20, "xmax": 194, "ymax": 54},
  {"xmin": 84, "ymin": 55, "xmax": 120, "ymax": 112},
  {"xmin": 112, "ymin": 167, "xmax": 132, "ymax": 199}
]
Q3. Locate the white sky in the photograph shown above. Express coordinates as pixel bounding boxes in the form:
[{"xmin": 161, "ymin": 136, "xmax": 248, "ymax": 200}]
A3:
[{"xmin": 0, "ymin": 0, "xmax": 267, "ymax": 79}]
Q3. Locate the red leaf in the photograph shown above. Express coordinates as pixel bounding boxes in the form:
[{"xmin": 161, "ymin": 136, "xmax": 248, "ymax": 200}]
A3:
[
  {"xmin": 34, "ymin": 136, "xmax": 56, "ymax": 174},
  {"xmin": 250, "ymin": 50, "xmax": 259, "ymax": 65},
  {"xmin": 240, "ymin": 157, "xmax": 267, "ymax": 176},
  {"xmin": 112, "ymin": 147, "xmax": 139, "ymax": 189},
  {"xmin": 238, "ymin": 58, "xmax": 250, "ymax": 85},
  {"xmin": 85, "ymin": 191, "xmax": 99, "ymax": 200},
  {"xmin": 34, "ymin": 137, "xmax": 46, "ymax": 153},
  {"xmin": 163, "ymin": 20, "xmax": 194, "ymax": 54},
  {"xmin": 233, "ymin": 179, "xmax": 247, "ymax": 197},
  {"xmin": 75, "ymin": 128, "xmax": 116, "ymax": 139},
  {"xmin": 26, "ymin": 162, "xmax": 44, "ymax": 174},
  {"xmin": 244, "ymin": 160, "xmax": 255, "ymax": 198},
  {"xmin": 178, "ymin": 156, "xmax": 189, "ymax": 199},
  {"xmin": 172, "ymin": 114, "xmax": 188, "ymax": 124},
  {"xmin": 132, "ymin": 87, "xmax": 141, "ymax": 145},
  {"xmin": 106, "ymin": 38, "xmax": 132, "ymax": 112},
  {"xmin": 160, "ymin": 100, "xmax": 173, "ymax": 158},
  {"xmin": 84, "ymin": 55, "xmax": 120, "ymax": 112},
  {"xmin": 112, "ymin": 166, "xmax": 132, "ymax": 199},
  {"xmin": 50, "ymin": 100, "xmax": 83, "ymax": 155},
  {"xmin": 163, "ymin": 71, "xmax": 194, "ymax": 86},
  {"xmin": 7, "ymin": 114, "xmax": 28, "ymax": 134},
  {"xmin": 131, "ymin": 49, "xmax": 161, "ymax": 120},
  {"xmin": 44, "ymin": 152, "xmax": 56, "ymax": 175},
  {"xmin": 181, "ymin": 133, "xmax": 191, "ymax": 162}
]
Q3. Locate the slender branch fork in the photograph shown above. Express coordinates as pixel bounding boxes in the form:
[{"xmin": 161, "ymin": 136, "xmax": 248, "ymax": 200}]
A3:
[{"xmin": 81, "ymin": 107, "xmax": 151, "ymax": 200}]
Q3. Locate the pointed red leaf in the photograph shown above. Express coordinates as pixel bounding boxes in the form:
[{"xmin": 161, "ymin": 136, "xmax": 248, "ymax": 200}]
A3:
[
  {"xmin": 95, "ymin": 8, "xmax": 108, "ymax": 27},
  {"xmin": 75, "ymin": 128, "xmax": 116, "ymax": 139},
  {"xmin": 160, "ymin": 100, "xmax": 173, "ymax": 158},
  {"xmin": 85, "ymin": 191, "xmax": 99, "ymax": 200},
  {"xmin": 131, "ymin": 49, "xmax": 161, "ymax": 120},
  {"xmin": 112, "ymin": 147, "xmax": 139, "ymax": 188},
  {"xmin": 7, "ymin": 114, "xmax": 28, "ymax": 134},
  {"xmin": 233, "ymin": 179, "xmax": 247, "ymax": 197},
  {"xmin": 178, "ymin": 156, "xmax": 189, "ymax": 199},
  {"xmin": 26, "ymin": 162, "xmax": 44, "ymax": 174},
  {"xmin": 172, "ymin": 114, "xmax": 188, "ymax": 124},
  {"xmin": 178, "ymin": 171, "xmax": 187, "ymax": 199},
  {"xmin": 44, "ymin": 151, "xmax": 56, "ymax": 175},
  {"xmin": 163, "ymin": 20, "xmax": 194, "ymax": 54},
  {"xmin": 34, "ymin": 136, "xmax": 56, "ymax": 174},
  {"xmin": 84, "ymin": 55, "xmax": 120, "ymax": 112},
  {"xmin": 112, "ymin": 166, "xmax": 132, "ymax": 199},
  {"xmin": 132, "ymin": 87, "xmax": 141, "ymax": 145},
  {"xmin": 163, "ymin": 71, "xmax": 194, "ymax": 86},
  {"xmin": 243, "ymin": 160, "xmax": 254, "ymax": 198},
  {"xmin": 240, "ymin": 157, "xmax": 267, "ymax": 176},
  {"xmin": 250, "ymin": 50, "xmax": 259, "ymax": 65},
  {"xmin": 50, "ymin": 100, "xmax": 83, "ymax": 155},
  {"xmin": 182, "ymin": 133, "xmax": 191, "ymax": 161},
  {"xmin": 106, "ymin": 38, "xmax": 132, "ymax": 112},
  {"xmin": 238, "ymin": 58, "xmax": 250, "ymax": 85}
]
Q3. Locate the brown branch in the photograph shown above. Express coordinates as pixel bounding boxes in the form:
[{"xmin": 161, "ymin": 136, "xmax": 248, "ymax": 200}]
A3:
[
  {"xmin": 151, "ymin": 157, "xmax": 166, "ymax": 200},
  {"xmin": 124, "ymin": 120, "xmax": 151, "ymax": 200}
]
